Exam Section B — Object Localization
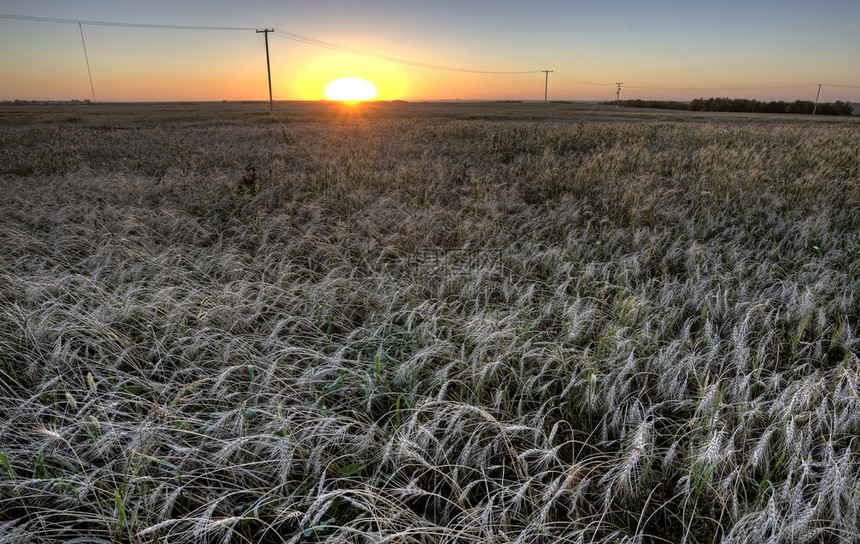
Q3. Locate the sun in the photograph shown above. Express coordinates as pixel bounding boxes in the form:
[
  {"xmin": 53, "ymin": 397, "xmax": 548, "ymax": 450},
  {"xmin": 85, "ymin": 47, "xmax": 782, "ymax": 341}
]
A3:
[{"xmin": 325, "ymin": 77, "xmax": 376, "ymax": 102}]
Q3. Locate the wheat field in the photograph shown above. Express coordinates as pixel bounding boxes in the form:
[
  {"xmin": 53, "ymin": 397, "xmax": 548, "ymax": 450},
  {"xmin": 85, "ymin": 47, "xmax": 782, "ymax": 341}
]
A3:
[{"xmin": 1, "ymin": 102, "xmax": 858, "ymax": 543}]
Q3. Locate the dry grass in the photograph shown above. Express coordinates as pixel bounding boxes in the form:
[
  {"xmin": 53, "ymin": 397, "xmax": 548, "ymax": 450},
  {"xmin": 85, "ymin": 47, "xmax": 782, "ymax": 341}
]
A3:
[{"xmin": 1, "ymin": 102, "xmax": 858, "ymax": 543}]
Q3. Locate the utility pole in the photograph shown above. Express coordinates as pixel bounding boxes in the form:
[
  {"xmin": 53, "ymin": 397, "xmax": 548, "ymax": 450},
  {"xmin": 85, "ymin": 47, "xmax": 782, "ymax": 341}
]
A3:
[
  {"xmin": 541, "ymin": 70, "xmax": 553, "ymax": 104},
  {"xmin": 79, "ymin": 23, "xmax": 96, "ymax": 102},
  {"xmin": 812, "ymin": 83, "xmax": 822, "ymax": 115},
  {"xmin": 257, "ymin": 29, "xmax": 274, "ymax": 114},
  {"xmin": 615, "ymin": 82, "xmax": 623, "ymax": 109}
]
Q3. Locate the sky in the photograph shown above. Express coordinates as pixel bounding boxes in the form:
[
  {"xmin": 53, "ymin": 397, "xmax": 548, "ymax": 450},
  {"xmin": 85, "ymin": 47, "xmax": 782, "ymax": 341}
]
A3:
[{"xmin": 1, "ymin": 0, "xmax": 859, "ymax": 103}]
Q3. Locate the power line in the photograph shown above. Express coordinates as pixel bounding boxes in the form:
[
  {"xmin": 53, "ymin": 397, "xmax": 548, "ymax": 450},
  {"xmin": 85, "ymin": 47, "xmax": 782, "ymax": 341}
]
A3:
[
  {"xmin": 625, "ymin": 84, "xmax": 817, "ymax": 91},
  {"xmin": 0, "ymin": 13, "xmax": 541, "ymax": 76},
  {"xmin": 0, "ymin": 12, "xmax": 255, "ymax": 31},
  {"xmin": 271, "ymin": 29, "xmax": 540, "ymax": 75},
  {"xmin": 2, "ymin": 12, "xmax": 857, "ymax": 99},
  {"xmin": 553, "ymin": 72, "xmax": 615, "ymax": 86},
  {"xmin": 551, "ymin": 73, "xmax": 859, "ymax": 95}
]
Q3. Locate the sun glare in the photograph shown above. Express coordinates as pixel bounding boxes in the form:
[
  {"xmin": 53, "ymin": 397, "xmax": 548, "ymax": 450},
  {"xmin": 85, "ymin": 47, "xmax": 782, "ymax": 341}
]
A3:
[{"xmin": 325, "ymin": 77, "xmax": 376, "ymax": 102}]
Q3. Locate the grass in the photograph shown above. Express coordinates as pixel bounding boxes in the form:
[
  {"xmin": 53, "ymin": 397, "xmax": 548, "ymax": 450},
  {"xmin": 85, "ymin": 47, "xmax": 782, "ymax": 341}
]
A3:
[{"xmin": 0, "ymin": 101, "xmax": 858, "ymax": 543}]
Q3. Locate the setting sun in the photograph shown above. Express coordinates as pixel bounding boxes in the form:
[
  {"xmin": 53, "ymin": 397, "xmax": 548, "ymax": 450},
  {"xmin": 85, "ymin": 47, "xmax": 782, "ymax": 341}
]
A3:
[{"xmin": 325, "ymin": 77, "xmax": 376, "ymax": 102}]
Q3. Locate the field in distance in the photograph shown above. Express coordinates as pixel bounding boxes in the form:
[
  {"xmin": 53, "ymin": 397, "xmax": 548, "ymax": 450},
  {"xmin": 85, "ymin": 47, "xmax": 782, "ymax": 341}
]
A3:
[
  {"xmin": 1, "ymin": 102, "xmax": 858, "ymax": 543},
  {"xmin": 6, "ymin": 99, "xmax": 858, "ymax": 123}
]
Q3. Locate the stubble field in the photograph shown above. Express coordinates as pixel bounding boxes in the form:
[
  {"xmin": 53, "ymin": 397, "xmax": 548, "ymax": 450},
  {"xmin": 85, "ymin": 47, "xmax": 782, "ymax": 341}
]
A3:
[{"xmin": 1, "ymin": 102, "xmax": 859, "ymax": 543}]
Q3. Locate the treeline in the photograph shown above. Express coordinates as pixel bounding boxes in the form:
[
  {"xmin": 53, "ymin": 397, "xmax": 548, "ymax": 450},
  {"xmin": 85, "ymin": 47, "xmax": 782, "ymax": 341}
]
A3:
[
  {"xmin": 601, "ymin": 97, "xmax": 854, "ymax": 115},
  {"xmin": 689, "ymin": 97, "xmax": 853, "ymax": 115},
  {"xmin": 604, "ymin": 99, "xmax": 690, "ymax": 111}
]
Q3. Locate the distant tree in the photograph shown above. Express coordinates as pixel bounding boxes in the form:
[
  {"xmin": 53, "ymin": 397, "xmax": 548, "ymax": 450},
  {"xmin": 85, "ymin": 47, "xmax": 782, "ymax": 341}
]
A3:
[
  {"xmin": 610, "ymin": 99, "xmax": 690, "ymax": 111},
  {"xmin": 618, "ymin": 96, "xmax": 852, "ymax": 115},
  {"xmin": 686, "ymin": 97, "xmax": 851, "ymax": 115}
]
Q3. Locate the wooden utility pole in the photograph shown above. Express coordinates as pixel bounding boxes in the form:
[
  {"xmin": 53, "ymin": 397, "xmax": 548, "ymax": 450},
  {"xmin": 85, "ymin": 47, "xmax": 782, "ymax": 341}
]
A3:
[
  {"xmin": 79, "ymin": 23, "xmax": 96, "ymax": 102},
  {"xmin": 615, "ymin": 82, "xmax": 623, "ymax": 109},
  {"xmin": 812, "ymin": 84, "xmax": 822, "ymax": 115},
  {"xmin": 257, "ymin": 29, "xmax": 274, "ymax": 114},
  {"xmin": 542, "ymin": 70, "xmax": 553, "ymax": 104}
]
